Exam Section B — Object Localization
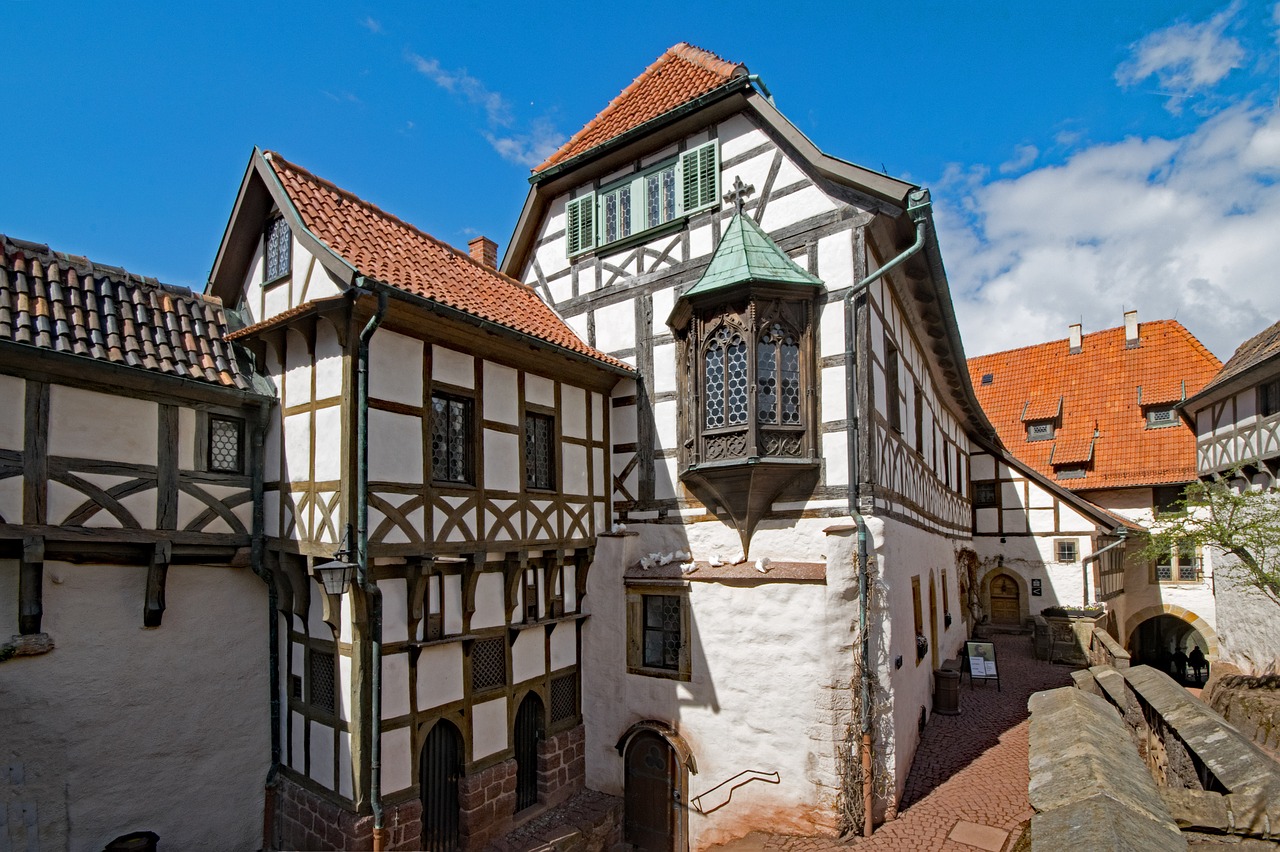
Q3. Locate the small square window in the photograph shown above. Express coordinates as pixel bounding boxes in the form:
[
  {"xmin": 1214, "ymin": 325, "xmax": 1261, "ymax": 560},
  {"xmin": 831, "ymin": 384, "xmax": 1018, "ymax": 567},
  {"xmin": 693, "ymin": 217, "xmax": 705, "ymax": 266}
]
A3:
[
  {"xmin": 626, "ymin": 588, "xmax": 690, "ymax": 680},
  {"xmin": 265, "ymin": 217, "xmax": 291, "ymax": 282},
  {"xmin": 208, "ymin": 416, "xmax": 244, "ymax": 473},
  {"xmin": 525, "ymin": 413, "xmax": 555, "ymax": 490},
  {"xmin": 550, "ymin": 671, "xmax": 578, "ymax": 724},
  {"xmin": 1259, "ymin": 378, "xmax": 1280, "ymax": 417},
  {"xmin": 431, "ymin": 393, "xmax": 473, "ymax": 484},
  {"xmin": 1145, "ymin": 408, "xmax": 1177, "ymax": 428},
  {"xmin": 1154, "ymin": 485, "xmax": 1186, "ymax": 515},
  {"xmin": 973, "ymin": 481, "xmax": 998, "ymax": 508},
  {"xmin": 470, "ymin": 636, "xmax": 507, "ymax": 692},
  {"xmin": 1055, "ymin": 539, "xmax": 1078, "ymax": 563},
  {"xmin": 1027, "ymin": 422, "xmax": 1054, "ymax": 442}
]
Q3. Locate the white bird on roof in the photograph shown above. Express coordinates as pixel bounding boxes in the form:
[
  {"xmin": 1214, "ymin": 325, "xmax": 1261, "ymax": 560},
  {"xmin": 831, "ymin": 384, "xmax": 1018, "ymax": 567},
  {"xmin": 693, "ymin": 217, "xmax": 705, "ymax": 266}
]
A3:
[
  {"xmin": 707, "ymin": 553, "xmax": 724, "ymax": 567},
  {"xmin": 639, "ymin": 555, "xmax": 656, "ymax": 571},
  {"xmin": 755, "ymin": 557, "xmax": 771, "ymax": 573},
  {"xmin": 679, "ymin": 561, "xmax": 697, "ymax": 574}
]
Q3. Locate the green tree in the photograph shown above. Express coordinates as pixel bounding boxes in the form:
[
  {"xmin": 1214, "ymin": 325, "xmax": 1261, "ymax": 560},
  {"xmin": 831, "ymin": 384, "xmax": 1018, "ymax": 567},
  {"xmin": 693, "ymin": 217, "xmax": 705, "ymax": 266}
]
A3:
[{"xmin": 1144, "ymin": 476, "xmax": 1280, "ymax": 605}]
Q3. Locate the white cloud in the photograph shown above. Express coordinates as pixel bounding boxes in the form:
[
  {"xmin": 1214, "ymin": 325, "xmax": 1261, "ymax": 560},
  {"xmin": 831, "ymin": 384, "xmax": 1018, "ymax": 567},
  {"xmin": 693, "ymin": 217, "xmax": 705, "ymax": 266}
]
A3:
[
  {"xmin": 406, "ymin": 52, "xmax": 565, "ymax": 167},
  {"xmin": 1116, "ymin": 1, "xmax": 1246, "ymax": 113},
  {"xmin": 360, "ymin": 16, "xmax": 383, "ymax": 35},
  {"xmin": 998, "ymin": 144, "xmax": 1039, "ymax": 174},
  {"xmin": 937, "ymin": 103, "xmax": 1280, "ymax": 361}
]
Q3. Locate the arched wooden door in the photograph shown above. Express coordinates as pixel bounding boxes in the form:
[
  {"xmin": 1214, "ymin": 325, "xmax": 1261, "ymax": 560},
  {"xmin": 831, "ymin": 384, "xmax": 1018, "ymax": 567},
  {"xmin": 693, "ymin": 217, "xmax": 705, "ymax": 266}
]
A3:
[
  {"xmin": 420, "ymin": 721, "xmax": 462, "ymax": 852},
  {"xmin": 625, "ymin": 730, "xmax": 676, "ymax": 852},
  {"xmin": 514, "ymin": 693, "xmax": 544, "ymax": 813},
  {"xmin": 990, "ymin": 574, "xmax": 1020, "ymax": 625}
]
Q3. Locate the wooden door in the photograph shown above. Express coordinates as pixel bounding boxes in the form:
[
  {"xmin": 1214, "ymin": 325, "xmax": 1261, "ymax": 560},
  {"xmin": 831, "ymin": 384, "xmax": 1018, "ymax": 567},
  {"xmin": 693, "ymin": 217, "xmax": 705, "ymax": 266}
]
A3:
[
  {"xmin": 625, "ymin": 731, "xmax": 676, "ymax": 852},
  {"xmin": 420, "ymin": 721, "xmax": 462, "ymax": 852},
  {"xmin": 514, "ymin": 693, "xmax": 543, "ymax": 812},
  {"xmin": 990, "ymin": 574, "xmax": 1020, "ymax": 624}
]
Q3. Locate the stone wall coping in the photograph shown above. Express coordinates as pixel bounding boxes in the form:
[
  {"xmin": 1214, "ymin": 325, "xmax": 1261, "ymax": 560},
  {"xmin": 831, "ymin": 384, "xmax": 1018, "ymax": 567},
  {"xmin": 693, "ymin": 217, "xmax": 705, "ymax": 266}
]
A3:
[
  {"xmin": 1089, "ymin": 665, "xmax": 1129, "ymax": 709},
  {"xmin": 1122, "ymin": 665, "xmax": 1280, "ymax": 798},
  {"xmin": 1028, "ymin": 686, "xmax": 1183, "ymax": 851},
  {"xmin": 1091, "ymin": 627, "xmax": 1130, "ymax": 662}
]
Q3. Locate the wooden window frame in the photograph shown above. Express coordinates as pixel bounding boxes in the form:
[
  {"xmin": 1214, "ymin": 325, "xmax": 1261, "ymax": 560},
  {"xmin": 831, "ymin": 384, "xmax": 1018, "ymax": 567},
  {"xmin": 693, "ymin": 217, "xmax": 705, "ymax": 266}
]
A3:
[
  {"xmin": 625, "ymin": 585, "xmax": 691, "ymax": 681},
  {"xmin": 430, "ymin": 391, "xmax": 475, "ymax": 485},
  {"xmin": 972, "ymin": 480, "xmax": 998, "ymax": 508},
  {"xmin": 264, "ymin": 216, "xmax": 292, "ymax": 286},
  {"xmin": 1259, "ymin": 377, "xmax": 1280, "ymax": 418},
  {"xmin": 884, "ymin": 338, "xmax": 901, "ymax": 434},
  {"xmin": 1055, "ymin": 538, "xmax": 1078, "ymax": 563},
  {"xmin": 1153, "ymin": 543, "xmax": 1201, "ymax": 584},
  {"xmin": 207, "ymin": 414, "xmax": 245, "ymax": 473}
]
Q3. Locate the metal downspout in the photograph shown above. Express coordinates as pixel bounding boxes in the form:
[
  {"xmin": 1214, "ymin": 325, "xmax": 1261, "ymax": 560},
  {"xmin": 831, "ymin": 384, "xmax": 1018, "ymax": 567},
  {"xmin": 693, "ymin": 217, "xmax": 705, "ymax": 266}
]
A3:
[
  {"xmin": 251, "ymin": 399, "xmax": 282, "ymax": 846},
  {"xmin": 844, "ymin": 189, "xmax": 930, "ymax": 836},
  {"xmin": 356, "ymin": 285, "xmax": 389, "ymax": 850},
  {"xmin": 1080, "ymin": 527, "xmax": 1128, "ymax": 609}
]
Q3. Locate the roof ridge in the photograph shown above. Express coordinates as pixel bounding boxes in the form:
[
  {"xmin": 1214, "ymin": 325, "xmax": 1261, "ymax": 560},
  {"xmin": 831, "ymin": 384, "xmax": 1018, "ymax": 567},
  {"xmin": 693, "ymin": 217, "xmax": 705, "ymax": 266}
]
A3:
[
  {"xmin": 970, "ymin": 318, "xmax": 1206, "ymax": 363},
  {"xmin": 669, "ymin": 42, "xmax": 745, "ymax": 77},
  {"xmin": 0, "ymin": 234, "xmax": 224, "ymax": 307},
  {"xmin": 265, "ymin": 151, "xmax": 537, "ymax": 294}
]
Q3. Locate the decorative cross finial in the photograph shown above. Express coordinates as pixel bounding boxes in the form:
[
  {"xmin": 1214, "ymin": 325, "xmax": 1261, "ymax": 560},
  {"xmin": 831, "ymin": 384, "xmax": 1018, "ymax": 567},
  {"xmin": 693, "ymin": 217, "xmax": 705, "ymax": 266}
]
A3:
[{"xmin": 723, "ymin": 175, "xmax": 755, "ymax": 214}]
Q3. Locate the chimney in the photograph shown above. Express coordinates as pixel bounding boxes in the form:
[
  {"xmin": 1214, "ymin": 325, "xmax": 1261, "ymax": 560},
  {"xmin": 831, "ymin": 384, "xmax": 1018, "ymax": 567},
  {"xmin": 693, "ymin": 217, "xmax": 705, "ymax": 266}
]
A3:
[
  {"xmin": 1069, "ymin": 323, "xmax": 1082, "ymax": 354},
  {"xmin": 468, "ymin": 236, "xmax": 498, "ymax": 269},
  {"xmin": 1124, "ymin": 309, "xmax": 1139, "ymax": 348}
]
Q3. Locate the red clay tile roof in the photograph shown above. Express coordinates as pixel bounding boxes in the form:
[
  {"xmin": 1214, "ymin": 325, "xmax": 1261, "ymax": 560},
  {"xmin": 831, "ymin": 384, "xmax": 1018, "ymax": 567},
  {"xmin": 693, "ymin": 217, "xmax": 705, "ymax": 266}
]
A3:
[
  {"xmin": 968, "ymin": 320, "xmax": 1222, "ymax": 490},
  {"xmin": 1196, "ymin": 317, "xmax": 1280, "ymax": 395},
  {"xmin": 1021, "ymin": 395, "xmax": 1062, "ymax": 421},
  {"xmin": 0, "ymin": 235, "xmax": 259, "ymax": 391},
  {"xmin": 264, "ymin": 152, "xmax": 628, "ymax": 371},
  {"xmin": 533, "ymin": 43, "xmax": 746, "ymax": 173}
]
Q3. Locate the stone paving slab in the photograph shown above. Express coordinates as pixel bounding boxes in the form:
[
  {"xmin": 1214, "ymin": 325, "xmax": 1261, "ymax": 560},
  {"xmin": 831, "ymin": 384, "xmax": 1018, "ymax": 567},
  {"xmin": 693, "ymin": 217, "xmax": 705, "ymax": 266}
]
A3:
[{"xmin": 708, "ymin": 633, "xmax": 1076, "ymax": 852}]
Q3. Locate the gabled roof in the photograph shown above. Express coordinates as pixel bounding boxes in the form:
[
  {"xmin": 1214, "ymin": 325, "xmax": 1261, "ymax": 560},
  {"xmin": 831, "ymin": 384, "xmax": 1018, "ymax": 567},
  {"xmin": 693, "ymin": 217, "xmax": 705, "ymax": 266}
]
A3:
[
  {"xmin": 533, "ymin": 43, "xmax": 746, "ymax": 174},
  {"xmin": 1186, "ymin": 317, "xmax": 1280, "ymax": 404},
  {"xmin": 679, "ymin": 212, "xmax": 823, "ymax": 300},
  {"xmin": 0, "ymin": 235, "xmax": 265, "ymax": 394},
  {"xmin": 257, "ymin": 151, "xmax": 628, "ymax": 372},
  {"xmin": 968, "ymin": 320, "xmax": 1221, "ymax": 491}
]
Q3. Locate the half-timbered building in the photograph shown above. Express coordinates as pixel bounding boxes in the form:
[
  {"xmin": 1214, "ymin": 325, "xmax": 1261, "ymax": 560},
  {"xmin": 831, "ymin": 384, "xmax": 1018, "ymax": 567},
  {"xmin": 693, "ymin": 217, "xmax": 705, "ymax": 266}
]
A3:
[
  {"xmin": 0, "ymin": 235, "xmax": 275, "ymax": 850},
  {"xmin": 968, "ymin": 314, "xmax": 1223, "ymax": 669},
  {"xmin": 501, "ymin": 42, "xmax": 1030, "ymax": 847},
  {"xmin": 208, "ymin": 150, "xmax": 631, "ymax": 850},
  {"xmin": 1180, "ymin": 317, "xmax": 1280, "ymax": 674}
]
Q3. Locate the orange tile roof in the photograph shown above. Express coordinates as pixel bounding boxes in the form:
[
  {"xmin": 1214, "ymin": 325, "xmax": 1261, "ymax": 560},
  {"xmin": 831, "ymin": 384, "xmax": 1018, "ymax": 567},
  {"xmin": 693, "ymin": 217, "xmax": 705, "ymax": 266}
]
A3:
[
  {"xmin": 1021, "ymin": 395, "xmax": 1062, "ymax": 421},
  {"xmin": 968, "ymin": 320, "xmax": 1221, "ymax": 490},
  {"xmin": 533, "ymin": 43, "xmax": 746, "ymax": 173},
  {"xmin": 264, "ymin": 152, "xmax": 628, "ymax": 372}
]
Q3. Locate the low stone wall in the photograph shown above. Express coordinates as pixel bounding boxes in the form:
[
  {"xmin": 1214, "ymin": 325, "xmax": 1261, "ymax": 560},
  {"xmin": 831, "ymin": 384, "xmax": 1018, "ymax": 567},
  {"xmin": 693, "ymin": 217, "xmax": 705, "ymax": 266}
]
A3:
[
  {"xmin": 1026, "ymin": 687, "xmax": 1185, "ymax": 850},
  {"xmin": 538, "ymin": 724, "xmax": 587, "ymax": 807},
  {"xmin": 1088, "ymin": 627, "xmax": 1130, "ymax": 670},
  {"xmin": 273, "ymin": 773, "xmax": 422, "ymax": 851},
  {"xmin": 461, "ymin": 758, "xmax": 518, "ymax": 848},
  {"xmin": 1201, "ymin": 663, "xmax": 1280, "ymax": 761},
  {"xmin": 497, "ymin": 789, "xmax": 623, "ymax": 852}
]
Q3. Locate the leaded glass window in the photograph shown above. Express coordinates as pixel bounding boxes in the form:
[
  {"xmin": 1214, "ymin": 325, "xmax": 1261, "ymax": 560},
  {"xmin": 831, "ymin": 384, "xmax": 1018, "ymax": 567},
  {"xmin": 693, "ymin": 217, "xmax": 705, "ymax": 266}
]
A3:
[
  {"xmin": 208, "ymin": 416, "xmax": 243, "ymax": 473},
  {"xmin": 758, "ymin": 324, "xmax": 800, "ymax": 425},
  {"xmin": 525, "ymin": 413, "xmax": 554, "ymax": 489},
  {"xmin": 265, "ymin": 217, "xmax": 291, "ymax": 281},
  {"xmin": 703, "ymin": 327, "xmax": 748, "ymax": 430},
  {"xmin": 602, "ymin": 184, "xmax": 632, "ymax": 245},
  {"xmin": 645, "ymin": 165, "xmax": 678, "ymax": 230},
  {"xmin": 431, "ymin": 393, "xmax": 472, "ymax": 484},
  {"xmin": 642, "ymin": 594, "xmax": 682, "ymax": 670}
]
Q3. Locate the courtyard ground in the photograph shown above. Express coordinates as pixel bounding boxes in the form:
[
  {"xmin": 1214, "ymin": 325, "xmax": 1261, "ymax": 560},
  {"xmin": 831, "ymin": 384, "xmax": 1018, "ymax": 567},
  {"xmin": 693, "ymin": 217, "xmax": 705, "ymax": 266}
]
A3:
[{"xmin": 709, "ymin": 631, "xmax": 1075, "ymax": 852}]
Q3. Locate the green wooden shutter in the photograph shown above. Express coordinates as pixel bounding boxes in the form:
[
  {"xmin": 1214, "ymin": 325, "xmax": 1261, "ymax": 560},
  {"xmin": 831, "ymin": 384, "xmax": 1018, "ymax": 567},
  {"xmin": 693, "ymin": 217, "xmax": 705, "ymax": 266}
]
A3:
[
  {"xmin": 680, "ymin": 142, "xmax": 718, "ymax": 213},
  {"xmin": 566, "ymin": 193, "xmax": 595, "ymax": 256}
]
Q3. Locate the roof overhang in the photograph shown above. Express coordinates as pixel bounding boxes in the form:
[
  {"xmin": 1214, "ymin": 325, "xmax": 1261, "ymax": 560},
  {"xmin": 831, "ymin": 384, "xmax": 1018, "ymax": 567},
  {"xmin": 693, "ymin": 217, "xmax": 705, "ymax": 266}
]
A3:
[{"xmin": 1180, "ymin": 353, "xmax": 1280, "ymax": 420}]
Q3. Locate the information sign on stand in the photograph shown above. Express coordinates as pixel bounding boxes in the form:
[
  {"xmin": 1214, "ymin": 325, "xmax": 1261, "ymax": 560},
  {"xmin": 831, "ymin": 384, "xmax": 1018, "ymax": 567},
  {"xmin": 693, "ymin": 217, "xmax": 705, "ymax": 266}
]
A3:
[{"xmin": 965, "ymin": 641, "xmax": 1001, "ymax": 692}]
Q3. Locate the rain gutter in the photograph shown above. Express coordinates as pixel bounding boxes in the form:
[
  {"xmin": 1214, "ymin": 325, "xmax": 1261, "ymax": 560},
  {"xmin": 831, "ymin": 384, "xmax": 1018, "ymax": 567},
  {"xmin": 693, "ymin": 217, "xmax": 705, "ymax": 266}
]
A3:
[{"xmin": 844, "ymin": 188, "xmax": 931, "ymax": 836}]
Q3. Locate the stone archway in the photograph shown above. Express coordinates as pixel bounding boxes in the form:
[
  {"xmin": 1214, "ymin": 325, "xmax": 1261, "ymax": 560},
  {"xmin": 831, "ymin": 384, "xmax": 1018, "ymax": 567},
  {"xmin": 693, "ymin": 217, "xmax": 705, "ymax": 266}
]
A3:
[
  {"xmin": 978, "ymin": 565, "xmax": 1031, "ymax": 626},
  {"xmin": 1122, "ymin": 604, "xmax": 1219, "ymax": 660}
]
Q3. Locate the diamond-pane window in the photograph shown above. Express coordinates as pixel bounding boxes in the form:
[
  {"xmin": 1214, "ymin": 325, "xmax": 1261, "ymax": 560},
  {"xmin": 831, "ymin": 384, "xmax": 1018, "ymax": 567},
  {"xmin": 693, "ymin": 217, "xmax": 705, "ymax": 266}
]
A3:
[
  {"xmin": 209, "ymin": 416, "xmax": 243, "ymax": 473},
  {"xmin": 310, "ymin": 650, "xmax": 336, "ymax": 713},
  {"xmin": 704, "ymin": 339, "xmax": 725, "ymax": 429},
  {"xmin": 642, "ymin": 595, "xmax": 683, "ymax": 670},
  {"xmin": 757, "ymin": 324, "xmax": 801, "ymax": 425},
  {"xmin": 525, "ymin": 413, "xmax": 554, "ymax": 490},
  {"xmin": 471, "ymin": 637, "xmax": 506, "ymax": 692},
  {"xmin": 550, "ymin": 672, "xmax": 577, "ymax": 723},
  {"xmin": 431, "ymin": 394, "xmax": 472, "ymax": 484},
  {"xmin": 265, "ymin": 217, "xmax": 291, "ymax": 281},
  {"xmin": 703, "ymin": 327, "xmax": 748, "ymax": 430}
]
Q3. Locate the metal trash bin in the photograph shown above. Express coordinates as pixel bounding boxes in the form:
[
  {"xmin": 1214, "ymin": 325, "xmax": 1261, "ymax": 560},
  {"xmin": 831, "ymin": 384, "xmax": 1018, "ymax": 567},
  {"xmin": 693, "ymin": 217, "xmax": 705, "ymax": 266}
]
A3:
[{"xmin": 933, "ymin": 667, "xmax": 961, "ymax": 716}]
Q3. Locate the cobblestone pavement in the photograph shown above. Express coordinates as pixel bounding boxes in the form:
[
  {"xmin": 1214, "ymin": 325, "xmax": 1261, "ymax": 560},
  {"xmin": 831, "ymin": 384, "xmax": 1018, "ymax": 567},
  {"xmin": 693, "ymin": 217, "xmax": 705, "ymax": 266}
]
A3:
[{"xmin": 710, "ymin": 632, "xmax": 1076, "ymax": 852}]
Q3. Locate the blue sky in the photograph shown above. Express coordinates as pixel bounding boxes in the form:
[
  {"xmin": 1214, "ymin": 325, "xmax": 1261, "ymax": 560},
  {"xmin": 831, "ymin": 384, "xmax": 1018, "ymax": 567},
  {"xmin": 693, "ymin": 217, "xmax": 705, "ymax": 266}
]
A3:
[{"xmin": 2, "ymin": 1, "xmax": 1277, "ymax": 358}]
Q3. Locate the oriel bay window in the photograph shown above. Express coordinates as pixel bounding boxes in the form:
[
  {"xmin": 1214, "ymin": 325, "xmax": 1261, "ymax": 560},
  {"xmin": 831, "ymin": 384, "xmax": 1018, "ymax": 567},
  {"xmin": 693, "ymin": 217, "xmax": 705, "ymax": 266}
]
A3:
[{"xmin": 668, "ymin": 208, "xmax": 824, "ymax": 553}]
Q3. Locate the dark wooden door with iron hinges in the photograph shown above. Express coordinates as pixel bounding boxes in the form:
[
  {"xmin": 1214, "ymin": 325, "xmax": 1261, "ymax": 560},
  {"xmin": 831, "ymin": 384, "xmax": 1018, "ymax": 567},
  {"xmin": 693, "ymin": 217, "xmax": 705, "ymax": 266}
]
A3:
[
  {"xmin": 625, "ymin": 730, "xmax": 676, "ymax": 852},
  {"xmin": 514, "ymin": 693, "xmax": 544, "ymax": 812}
]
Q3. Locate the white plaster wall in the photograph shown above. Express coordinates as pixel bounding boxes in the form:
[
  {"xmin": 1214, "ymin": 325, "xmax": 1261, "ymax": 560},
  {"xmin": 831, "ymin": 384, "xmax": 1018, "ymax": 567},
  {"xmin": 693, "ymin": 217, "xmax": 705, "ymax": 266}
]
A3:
[
  {"xmin": 471, "ymin": 697, "xmax": 508, "ymax": 759},
  {"xmin": 381, "ymin": 727, "xmax": 412, "ymax": 794},
  {"xmin": 47, "ymin": 386, "xmax": 157, "ymax": 464},
  {"xmin": 0, "ymin": 375, "xmax": 25, "ymax": 447},
  {"xmin": 595, "ymin": 301, "xmax": 635, "ymax": 352},
  {"xmin": 383, "ymin": 652, "xmax": 411, "ymax": 720},
  {"xmin": 512, "ymin": 627, "xmax": 546, "ymax": 684},
  {"xmin": 432, "ymin": 346, "xmax": 474, "ymax": 389},
  {"xmin": 485, "ymin": 429, "xmax": 520, "ymax": 493},
  {"xmin": 311, "ymin": 721, "xmax": 335, "ymax": 788},
  {"xmin": 483, "ymin": 362, "xmax": 519, "ymax": 425},
  {"xmin": 470, "ymin": 572, "xmax": 506, "ymax": 630},
  {"xmin": 550, "ymin": 621, "xmax": 576, "ymax": 671},
  {"xmin": 313, "ymin": 322, "xmax": 345, "ymax": 402},
  {"xmin": 562, "ymin": 443, "xmax": 589, "ymax": 496},
  {"xmin": 583, "ymin": 522, "xmax": 863, "ymax": 849},
  {"xmin": 0, "ymin": 561, "xmax": 268, "ymax": 850},
  {"xmin": 177, "ymin": 407, "xmax": 196, "ymax": 470},
  {"xmin": 526, "ymin": 374, "xmax": 555, "ymax": 408},
  {"xmin": 370, "ymin": 330, "xmax": 424, "ymax": 407},
  {"xmin": 1083, "ymin": 487, "xmax": 1155, "ymax": 525},
  {"xmin": 1213, "ymin": 550, "xmax": 1280, "ymax": 673},
  {"xmin": 562, "ymin": 386, "xmax": 587, "ymax": 438},
  {"xmin": 443, "ymin": 575, "xmax": 464, "ymax": 635},
  {"xmin": 313, "ymin": 405, "xmax": 343, "ymax": 483},
  {"xmin": 416, "ymin": 644, "xmax": 464, "ymax": 709},
  {"xmin": 284, "ymin": 413, "xmax": 311, "ymax": 483},
  {"xmin": 369, "ymin": 410, "xmax": 422, "ymax": 483}
]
